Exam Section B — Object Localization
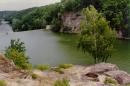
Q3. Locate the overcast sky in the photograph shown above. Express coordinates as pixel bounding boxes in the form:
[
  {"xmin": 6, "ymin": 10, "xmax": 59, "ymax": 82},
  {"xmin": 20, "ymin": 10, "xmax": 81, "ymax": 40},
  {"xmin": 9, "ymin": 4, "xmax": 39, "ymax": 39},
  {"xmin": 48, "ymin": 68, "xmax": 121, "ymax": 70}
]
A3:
[{"xmin": 0, "ymin": 0, "xmax": 60, "ymax": 11}]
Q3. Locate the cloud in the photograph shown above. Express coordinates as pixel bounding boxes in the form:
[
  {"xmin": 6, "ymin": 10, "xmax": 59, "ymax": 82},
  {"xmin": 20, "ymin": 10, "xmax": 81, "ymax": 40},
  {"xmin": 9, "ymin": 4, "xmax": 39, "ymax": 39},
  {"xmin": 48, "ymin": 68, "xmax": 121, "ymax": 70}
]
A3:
[{"xmin": 0, "ymin": 0, "xmax": 60, "ymax": 11}]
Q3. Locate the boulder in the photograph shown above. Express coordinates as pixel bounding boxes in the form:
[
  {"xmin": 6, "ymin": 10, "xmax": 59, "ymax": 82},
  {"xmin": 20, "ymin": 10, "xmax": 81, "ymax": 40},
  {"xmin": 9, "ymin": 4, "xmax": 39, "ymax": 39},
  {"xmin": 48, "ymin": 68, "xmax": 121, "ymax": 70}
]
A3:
[
  {"xmin": 105, "ymin": 70, "xmax": 130, "ymax": 84},
  {"xmin": 83, "ymin": 63, "xmax": 119, "ymax": 74}
]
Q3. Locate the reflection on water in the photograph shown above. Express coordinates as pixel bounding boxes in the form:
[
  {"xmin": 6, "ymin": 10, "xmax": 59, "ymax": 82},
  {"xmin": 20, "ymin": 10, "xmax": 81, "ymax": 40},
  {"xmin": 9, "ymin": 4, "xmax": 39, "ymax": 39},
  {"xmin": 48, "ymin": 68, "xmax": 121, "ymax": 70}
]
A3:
[
  {"xmin": 0, "ymin": 30, "xmax": 92, "ymax": 66},
  {"xmin": 0, "ymin": 21, "xmax": 130, "ymax": 73}
]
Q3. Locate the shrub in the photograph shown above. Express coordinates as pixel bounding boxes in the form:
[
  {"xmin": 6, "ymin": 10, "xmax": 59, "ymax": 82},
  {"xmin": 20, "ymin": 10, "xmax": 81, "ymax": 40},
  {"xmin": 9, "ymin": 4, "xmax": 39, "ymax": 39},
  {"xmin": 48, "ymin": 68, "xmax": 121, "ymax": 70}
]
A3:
[
  {"xmin": 58, "ymin": 64, "xmax": 73, "ymax": 69},
  {"xmin": 54, "ymin": 79, "xmax": 70, "ymax": 86},
  {"xmin": 34, "ymin": 64, "xmax": 50, "ymax": 71},
  {"xmin": 5, "ymin": 39, "xmax": 32, "ymax": 70},
  {"xmin": 0, "ymin": 80, "xmax": 6, "ymax": 86},
  {"xmin": 52, "ymin": 68, "xmax": 64, "ymax": 74},
  {"xmin": 104, "ymin": 77, "xmax": 118, "ymax": 85},
  {"xmin": 31, "ymin": 73, "xmax": 39, "ymax": 80}
]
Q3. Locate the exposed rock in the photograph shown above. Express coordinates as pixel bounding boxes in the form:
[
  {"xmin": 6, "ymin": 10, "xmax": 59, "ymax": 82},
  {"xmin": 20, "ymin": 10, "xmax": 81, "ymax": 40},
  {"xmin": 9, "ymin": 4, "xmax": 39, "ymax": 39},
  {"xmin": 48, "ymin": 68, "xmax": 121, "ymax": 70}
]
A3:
[
  {"xmin": 0, "ymin": 53, "xmax": 130, "ymax": 86},
  {"xmin": 0, "ymin": 53, "xmax": 30, "ymax": 79},
  {"xmin": 105, "ymin": 70, "xmax": 130, "ymax": 84},
  {"xmin": 69, "ymin": 81, "xmax": 108, "ymax": 86},
  {"xmin": 83, "ymin": 63, "xmax": 119, "ymax": 74},
  {"xmin": 6, "ymin": 79, "xmax": 39, "ymax": 86},
  {"xmin": 0, "ymin": 53, "xmax": 16, "ymax": 73},
  {"xmin": 61, "ymin": 11, "xmax": 83, "ymax": 33}
]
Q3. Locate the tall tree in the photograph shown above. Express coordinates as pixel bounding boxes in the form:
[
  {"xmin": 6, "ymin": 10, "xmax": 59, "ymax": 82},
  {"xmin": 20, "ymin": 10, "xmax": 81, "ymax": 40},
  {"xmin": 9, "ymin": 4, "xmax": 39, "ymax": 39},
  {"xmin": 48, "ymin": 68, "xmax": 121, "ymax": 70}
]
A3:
[{"xmin": 78, "ymin": 5, "xmax": 116, "ymax": 63}]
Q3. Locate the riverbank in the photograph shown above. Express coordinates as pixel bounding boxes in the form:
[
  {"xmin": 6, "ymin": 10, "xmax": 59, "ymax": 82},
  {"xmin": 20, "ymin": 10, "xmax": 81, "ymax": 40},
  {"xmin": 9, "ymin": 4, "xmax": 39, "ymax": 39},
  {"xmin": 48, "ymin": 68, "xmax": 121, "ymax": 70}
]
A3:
[{"xmin": 0, "ymin": 53, "xmax": 130, "ymax": 86}]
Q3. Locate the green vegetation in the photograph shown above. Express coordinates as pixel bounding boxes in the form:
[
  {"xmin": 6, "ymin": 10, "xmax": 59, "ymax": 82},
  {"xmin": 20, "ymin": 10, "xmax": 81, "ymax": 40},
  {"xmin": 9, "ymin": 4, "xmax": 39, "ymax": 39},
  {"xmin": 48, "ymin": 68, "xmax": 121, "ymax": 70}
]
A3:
[
  {"xmin": 34, "ymin": 64, "xmax": 50, "ymax": 71},
  {"xmin": 54, "ymin": 79, "xmax": 70, "ymax": 86},
  {"xmin": 0, "ymin": 11, "xmax": 16, "ymax": 20},
  {"xmin": 31, "ymin": 73, "xmax": 39, "ymax": 80},
  {"xmin": 52, "ymin": 64, "xmax": 73, "ymax": 74},
  {"xmin": 58, "ymin": 64, "xmax": 73, "ymax": 69},
  {"xmin": 5, "ymin": 39, "xmax": 32, "ymax": 69},
  {"xmin": 121, "ymin": 84, "xmax": 130, "ymax": 86},
  {"xmin": 101, "ymin": 0, "xmax": 129, "ymax": 37},
  {"xmin": 52, "ymin": 67, "xmax": 64, "ymax": 74},
  {"xmin": 104, "ymin": 77, "xmax": 118, "ymax": 85},
  {"xmin": 78, "ymin": 6, "xmax": 115, "ymax": 63},
  {"xmin": 4, "ymin": 0, "xmax": 129, "ymax": 37},
  {"xmin": 0, "ymin": 80, "xmax": 6, "ymax": 86}
]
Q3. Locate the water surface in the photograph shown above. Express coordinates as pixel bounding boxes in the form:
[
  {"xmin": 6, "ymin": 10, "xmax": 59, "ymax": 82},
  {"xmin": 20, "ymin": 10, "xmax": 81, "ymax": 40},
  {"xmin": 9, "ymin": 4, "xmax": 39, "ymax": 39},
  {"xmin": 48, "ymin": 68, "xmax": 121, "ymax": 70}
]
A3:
[{"xmin": 0, "ymin": 21, "xmax": 130, "ymax": 73}]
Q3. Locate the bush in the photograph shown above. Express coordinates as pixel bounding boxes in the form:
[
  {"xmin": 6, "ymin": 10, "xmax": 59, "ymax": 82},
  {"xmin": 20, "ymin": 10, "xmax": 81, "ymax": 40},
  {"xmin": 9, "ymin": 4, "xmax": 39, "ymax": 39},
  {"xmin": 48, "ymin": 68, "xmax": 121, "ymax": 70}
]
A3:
[
  {"xmin": 54, "ymin": 79, "xmax": 70, "ymax": 86},
  {"xmin": 104, "ymin": 77, "xmax": 118, "ymax": 85},
  {"xmin": 52, "ymin": 68, "xmax": 64, "ymax": 74},
  {"xmin": 58, "ymin": 64, "xmax": 73, "ymax": 69},
  {"xmin": 31, "ymin": 73, "xmax": 39, "ymax": 80},
  {"xmin": 34, "ymin": 64, "xmax": 50, "ymax": 71},
  {"xmin": 0, "ymin": 80, "xmax": 6, "ymax": 86},
  {"xmin": 5, "ymin": 39, "xmax": 32, "ymax": 70}
]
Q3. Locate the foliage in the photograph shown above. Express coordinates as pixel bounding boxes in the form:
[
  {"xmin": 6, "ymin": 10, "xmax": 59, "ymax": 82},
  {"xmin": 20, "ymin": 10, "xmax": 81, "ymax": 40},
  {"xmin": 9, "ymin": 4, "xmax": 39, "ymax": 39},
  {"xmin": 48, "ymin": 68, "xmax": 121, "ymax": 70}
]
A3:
[
  {"xmin": 58, "ymin": 64, "xmax": 73, "ymax": 69},
  {"xmin": 61, "ymin": 0, "xmax": 81, "ymax": 11},
  {"xmin": 5, "ymin": 39, "xmax": 32, "ymax": 69},
  {"xmin": 52, "ymin": 67, "xmax": 64, "ymax": 74},
  {"xmin": 31, "ymin": 73, "xmax": 39, "ymax": 80},
  {"xmin": 11, "ymin": 3, "xmax": 61, "ymax": 31},
  {"xmin": 4, "ymin": 0, "xmax": 130, "ymax": 36},
  {"xmin": 34, "ymin": 64, "xmax": 50, "ymax": 71},
  {"xmin": 104, "ymin": 77, "xmax": 118, "ymax": 85},
  {"xmin": 101, "ymin": 0, "xmax": 130, "ymax": 37},
  {"xmin": 6, "ymin": 39, "xmax": 26, "ymax": 52},
  {"xmin": 78, "ymin": 5, "xmax": 115, "ymax": 63},
  {"xmin": 54, "ymin": 79, "xmax": 70, "ymax": 86},
  {"xmin": 0, "ymin": 80, "xmax": 6, "ymax": 86}
]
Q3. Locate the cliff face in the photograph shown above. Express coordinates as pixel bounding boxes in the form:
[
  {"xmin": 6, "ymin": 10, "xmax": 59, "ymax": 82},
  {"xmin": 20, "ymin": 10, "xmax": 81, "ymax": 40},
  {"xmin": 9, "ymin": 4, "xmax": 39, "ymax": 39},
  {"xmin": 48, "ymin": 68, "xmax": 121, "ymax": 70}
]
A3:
[
  {"xmin": 61, "ymin": 11, "xmax": 83, "ymax": 33},
  {"xmin": 60, "ymin": 12, "xmax": 128, "ymax": 38},
  {"xmin": 0, "ymin": 53, "xmax": 130, "ymax": 86}
]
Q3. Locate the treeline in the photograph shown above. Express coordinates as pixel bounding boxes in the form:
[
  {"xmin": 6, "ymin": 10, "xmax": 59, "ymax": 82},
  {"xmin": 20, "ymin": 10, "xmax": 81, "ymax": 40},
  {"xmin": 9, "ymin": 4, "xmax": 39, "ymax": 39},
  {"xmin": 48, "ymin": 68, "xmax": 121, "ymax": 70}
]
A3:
[
  {"xmin": 6, "ymin": 0, "xmax": 130, "ymax": 37},
  {"xmin": 0, "ymin": 11, "xmax": 16, "ymax": 20}
]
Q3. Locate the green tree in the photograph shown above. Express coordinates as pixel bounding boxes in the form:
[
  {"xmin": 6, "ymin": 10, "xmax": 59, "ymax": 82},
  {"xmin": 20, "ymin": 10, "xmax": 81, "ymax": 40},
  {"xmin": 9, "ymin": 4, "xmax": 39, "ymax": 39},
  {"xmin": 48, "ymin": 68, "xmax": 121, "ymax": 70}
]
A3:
[
  {"xmin": 5, "ymin": 39, "xmax": 32, "ymax": 69},
  {"xmin": 101, "ymin": 0, "xmax": 129, "ymax": 37},
  {"xmin": 78, "ymin": 5, "xmax": 115, "ymax": 63}
]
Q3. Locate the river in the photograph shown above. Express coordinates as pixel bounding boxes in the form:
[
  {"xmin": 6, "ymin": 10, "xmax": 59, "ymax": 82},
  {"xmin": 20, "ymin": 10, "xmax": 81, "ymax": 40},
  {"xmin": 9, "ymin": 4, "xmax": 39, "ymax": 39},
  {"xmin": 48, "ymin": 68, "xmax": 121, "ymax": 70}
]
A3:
[{"xmin": 0, "ymin": 21, "xmax": 130, "ymax": 73}]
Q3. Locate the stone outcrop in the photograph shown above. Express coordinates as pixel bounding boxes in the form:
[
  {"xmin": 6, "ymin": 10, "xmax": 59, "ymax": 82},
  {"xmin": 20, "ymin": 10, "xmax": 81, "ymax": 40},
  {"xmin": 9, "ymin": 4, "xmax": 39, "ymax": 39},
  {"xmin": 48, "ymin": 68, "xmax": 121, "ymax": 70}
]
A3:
[
  {"xmin": 105, "ymin": 70, "xmax": 130, "ymax": 84},
  {"xmin": 61, "ymin": 11, "xmax": 83, "ymax": 33},
  {"xmin": 0, "ymin": 53, "xmax": 30, "ymax": 79},
  {"xmin": 0, "ymin": 53, "xmax": 130, "ymax": 86}
]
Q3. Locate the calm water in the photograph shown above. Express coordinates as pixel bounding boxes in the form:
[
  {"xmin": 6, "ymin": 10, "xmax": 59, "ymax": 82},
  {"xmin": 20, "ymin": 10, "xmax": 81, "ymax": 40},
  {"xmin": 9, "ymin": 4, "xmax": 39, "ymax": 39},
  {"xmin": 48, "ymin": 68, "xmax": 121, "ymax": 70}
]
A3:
[{"xmin": 0, "ymin": 21, "xmax": 130, "ymax": 73}]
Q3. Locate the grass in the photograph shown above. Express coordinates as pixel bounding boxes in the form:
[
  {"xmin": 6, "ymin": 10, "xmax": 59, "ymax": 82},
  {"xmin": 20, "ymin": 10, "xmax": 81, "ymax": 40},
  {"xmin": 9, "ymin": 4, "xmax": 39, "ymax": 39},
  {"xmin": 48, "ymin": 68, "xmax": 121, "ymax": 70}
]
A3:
[
  {"xmin": 104, "ymin": 77, "xmax": 118, "ymax": 85},
  {"xmin": 0, "ymin": 80, "xmax": 6, "ymax": 86},
  {"xmin": 52, "ymin": 67, "xmax": 64, "ymax": 74},
  {"xmin": 31, "ymin": 73, "xmax": 39, "ymax": 80},
  {"xmin": 34, "ymin": 64, "xmax": 50, "ymax": 71},
  {"xmin": 54, "ymin": 79, "xmax": 70, "ymax": 86},
  {"xmin": 58, "ymin": 64, "xmax": 73, "ymax": 69}
]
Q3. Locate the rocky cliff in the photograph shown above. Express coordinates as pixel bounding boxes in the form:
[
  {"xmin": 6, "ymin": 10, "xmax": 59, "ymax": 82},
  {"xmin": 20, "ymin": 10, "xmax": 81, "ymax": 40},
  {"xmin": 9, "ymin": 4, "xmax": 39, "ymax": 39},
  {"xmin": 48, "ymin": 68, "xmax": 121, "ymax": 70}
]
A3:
[
  {"xmin": 0, "ymin": 53, "xmax": 130, "ymax": 86},
  {"xmin": 61, "ymin": 11, "xmax": 83, "ymax": 33}
]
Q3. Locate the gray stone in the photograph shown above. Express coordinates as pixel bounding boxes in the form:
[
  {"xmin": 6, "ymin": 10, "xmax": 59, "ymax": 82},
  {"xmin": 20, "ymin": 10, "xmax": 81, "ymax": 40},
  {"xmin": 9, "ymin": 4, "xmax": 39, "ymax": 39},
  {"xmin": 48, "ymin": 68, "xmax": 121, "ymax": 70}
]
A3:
[
  {"xmin": 83, "ymin": 63, "xmax": 119, "ymax": 74},
  {"xmin": 105, "ymin": 70, "xmax": 130, "ymax": 84}
]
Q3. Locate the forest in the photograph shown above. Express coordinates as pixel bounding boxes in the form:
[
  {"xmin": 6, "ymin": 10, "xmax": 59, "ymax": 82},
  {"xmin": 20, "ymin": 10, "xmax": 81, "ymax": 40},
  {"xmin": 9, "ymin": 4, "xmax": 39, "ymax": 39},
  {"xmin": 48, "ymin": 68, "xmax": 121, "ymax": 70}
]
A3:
[{"xmin": 1, "ymin": 0, "xmax": 130, "ymax": 37}]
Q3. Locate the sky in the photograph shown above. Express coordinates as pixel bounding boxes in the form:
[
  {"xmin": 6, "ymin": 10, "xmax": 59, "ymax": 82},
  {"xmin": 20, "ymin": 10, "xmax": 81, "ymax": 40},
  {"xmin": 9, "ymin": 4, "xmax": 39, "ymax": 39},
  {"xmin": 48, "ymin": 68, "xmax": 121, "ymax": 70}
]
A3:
[{"xmin": 0, "ymin": 0, "xmax": 60, "ymax": 11}]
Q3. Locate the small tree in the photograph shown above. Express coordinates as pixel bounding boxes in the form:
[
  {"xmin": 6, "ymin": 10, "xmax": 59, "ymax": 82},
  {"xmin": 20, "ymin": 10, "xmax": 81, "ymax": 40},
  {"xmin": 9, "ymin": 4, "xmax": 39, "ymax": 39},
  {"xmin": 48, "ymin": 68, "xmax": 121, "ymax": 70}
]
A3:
[
  {"xmin": 78, "ymin": 5, "xmax": 115, "ymax": 63},
  {"xmin": 5, "ymin": 39, "xmax": 32, "ymax": 69}
]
